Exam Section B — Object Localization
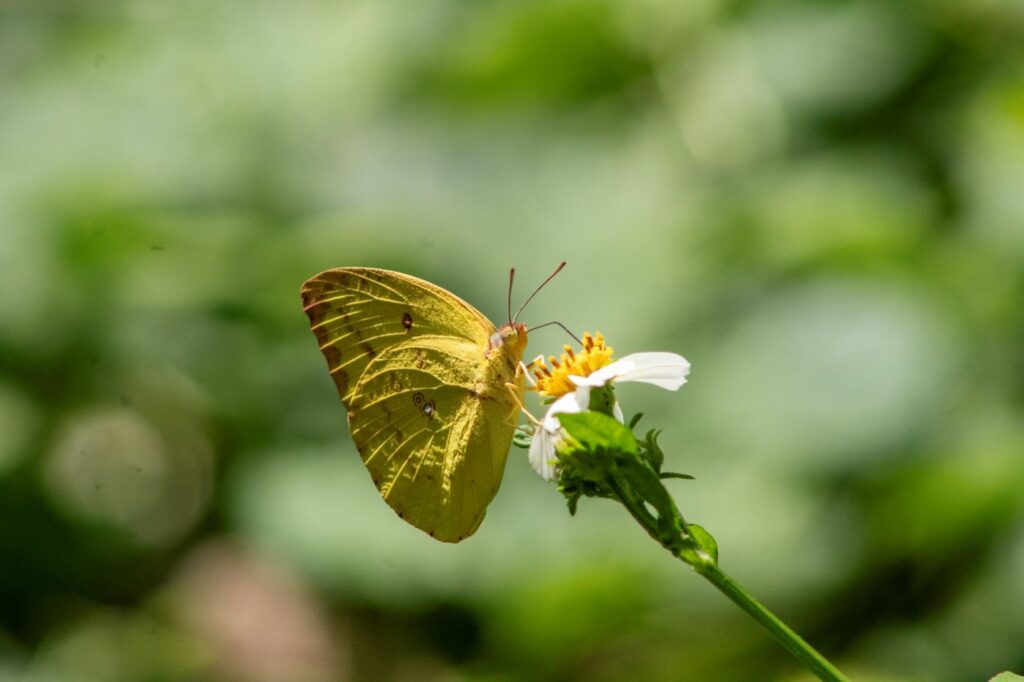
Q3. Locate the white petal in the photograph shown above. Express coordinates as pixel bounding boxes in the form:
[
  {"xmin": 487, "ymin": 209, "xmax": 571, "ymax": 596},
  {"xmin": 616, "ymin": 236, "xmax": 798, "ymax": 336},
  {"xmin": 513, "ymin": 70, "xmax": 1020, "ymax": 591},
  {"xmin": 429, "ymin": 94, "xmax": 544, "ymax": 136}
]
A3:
[
  {"xmin": 528, "ymin": 428, "xmax": 558, "ymax": 481},
  {"xmin": 543, "ymin": 390, "xmax": 588, "ymax": 429},
  {"xmin": 529, "ymin": 391, "xmax": 589, "ymax": 481},
  {"xmin": 569, "ymin": 373, "xmax": 605, "ymax": 388},
  {"xmin": 586, "ymin": 352, "xmax": 690, "ymax": 390},
  {"xmin": 613, "ymin": 401, "xmax": 625, "ymax": 423}
]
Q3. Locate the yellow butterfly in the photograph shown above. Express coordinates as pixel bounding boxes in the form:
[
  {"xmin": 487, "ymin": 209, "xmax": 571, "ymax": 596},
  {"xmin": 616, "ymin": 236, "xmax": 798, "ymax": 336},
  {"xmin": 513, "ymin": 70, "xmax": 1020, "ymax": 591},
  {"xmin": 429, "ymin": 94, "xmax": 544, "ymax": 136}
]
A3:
[{"xmin": 301, "ymin": 265, "xmax": 563, "ymax": 542}]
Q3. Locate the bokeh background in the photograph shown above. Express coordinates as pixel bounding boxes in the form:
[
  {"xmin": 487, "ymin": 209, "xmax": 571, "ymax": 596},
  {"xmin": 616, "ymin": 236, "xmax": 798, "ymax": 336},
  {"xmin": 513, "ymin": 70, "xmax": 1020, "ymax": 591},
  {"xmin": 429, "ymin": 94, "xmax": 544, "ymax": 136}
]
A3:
[{"xmin": 1, "ymin": 1, "xmax": 1023, "ymax": 680}]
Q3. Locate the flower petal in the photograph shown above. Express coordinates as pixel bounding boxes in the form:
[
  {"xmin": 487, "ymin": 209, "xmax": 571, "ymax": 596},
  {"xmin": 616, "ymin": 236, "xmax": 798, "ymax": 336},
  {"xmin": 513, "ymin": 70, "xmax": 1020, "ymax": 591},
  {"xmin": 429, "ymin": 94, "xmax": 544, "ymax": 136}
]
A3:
[
  {"xmin": 529, "ymin": 391, "xmax": 589, "ymax": 480},
  {"xmin": 585, "ymin": 352, "xmax": 690, "ymax": 390},
  {"xmin": 528, "ymin": 428, "xmax": 558, "ymax": 481},
  {"xmin": 543, "ymin": 390, "xmax": 588, "ymax": 430},
  {"xmin": 568, "ymin": 373, "xmax": 603, "ymax": 388}
]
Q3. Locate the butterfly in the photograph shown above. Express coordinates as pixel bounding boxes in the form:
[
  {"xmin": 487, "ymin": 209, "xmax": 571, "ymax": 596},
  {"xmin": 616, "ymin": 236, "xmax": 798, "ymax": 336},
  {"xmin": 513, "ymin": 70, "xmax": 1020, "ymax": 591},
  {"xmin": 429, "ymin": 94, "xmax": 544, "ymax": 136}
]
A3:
[{"xmin": 301, "ymin": 265, "xmax": 564, "ymax": 542}]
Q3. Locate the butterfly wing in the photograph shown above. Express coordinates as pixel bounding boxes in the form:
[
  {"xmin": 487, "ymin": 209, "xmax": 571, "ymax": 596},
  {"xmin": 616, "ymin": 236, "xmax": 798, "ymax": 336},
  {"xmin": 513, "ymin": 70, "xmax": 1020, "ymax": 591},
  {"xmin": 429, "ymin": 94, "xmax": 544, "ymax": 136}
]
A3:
[
  {"xmin": 301, "ymin": 268, "xmax": 493, "ymax": 402},
  {"xmin": 347, "ymin": 335, "xmax": 521, "ymax": 541},
  {"xmin": 301, "ymin": 268, "xmax": 523, "ymax": 542}
]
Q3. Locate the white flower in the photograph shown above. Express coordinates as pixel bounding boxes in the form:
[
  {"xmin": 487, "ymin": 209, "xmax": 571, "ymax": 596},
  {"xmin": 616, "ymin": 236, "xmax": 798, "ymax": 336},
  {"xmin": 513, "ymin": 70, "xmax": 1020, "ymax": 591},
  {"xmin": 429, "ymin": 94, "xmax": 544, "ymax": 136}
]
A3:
[
  {"xmin": 528, "ymin": 352, "xmax": 690, "ymax": 480},
  {"xmin": 569, "ymin": 352, "xmax": 691, "ymax": 391}
]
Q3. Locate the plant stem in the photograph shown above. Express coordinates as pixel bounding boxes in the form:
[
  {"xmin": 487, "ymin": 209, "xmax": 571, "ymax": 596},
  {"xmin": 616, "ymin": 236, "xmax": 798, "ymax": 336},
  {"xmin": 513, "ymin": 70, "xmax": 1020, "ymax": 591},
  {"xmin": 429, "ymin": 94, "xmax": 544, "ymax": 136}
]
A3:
[
  {"xmin": 691, "ymin": 559, "xmax": 850, "ymax": 682},
  {"xmin": 606, "ymin": 474, "xmax": 849, "ymax": 681}
]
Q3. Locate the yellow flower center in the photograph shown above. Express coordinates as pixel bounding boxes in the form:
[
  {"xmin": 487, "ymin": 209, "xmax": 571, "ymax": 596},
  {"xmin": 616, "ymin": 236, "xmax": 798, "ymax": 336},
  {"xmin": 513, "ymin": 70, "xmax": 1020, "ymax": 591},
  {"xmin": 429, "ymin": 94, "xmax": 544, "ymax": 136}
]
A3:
[{"xmin": 532, "ymin": 331, "xmax": 614, "ymax": 398}]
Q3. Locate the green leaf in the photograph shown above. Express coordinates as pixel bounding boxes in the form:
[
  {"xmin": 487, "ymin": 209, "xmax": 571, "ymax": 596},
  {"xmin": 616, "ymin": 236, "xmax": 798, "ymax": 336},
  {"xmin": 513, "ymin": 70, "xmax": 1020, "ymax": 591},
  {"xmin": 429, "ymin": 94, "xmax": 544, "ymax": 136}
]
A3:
[
  {"xmin": 628, "ymin": 412, "xmax": 644, "ymax": 429},
  {"xmin": 989, "ymin": 673, "xmax": 1024, "ymax": 681},
  {"xmin": 689, "ymin": 524, "xmax": 719, "ymax": 563},
  {"xmin": 659, "ymin": 472, "xmax": 695, "ymax": 480},
  {"xmin": 557, "ymin": 412, "xmax": 638, "ymax": 455}
]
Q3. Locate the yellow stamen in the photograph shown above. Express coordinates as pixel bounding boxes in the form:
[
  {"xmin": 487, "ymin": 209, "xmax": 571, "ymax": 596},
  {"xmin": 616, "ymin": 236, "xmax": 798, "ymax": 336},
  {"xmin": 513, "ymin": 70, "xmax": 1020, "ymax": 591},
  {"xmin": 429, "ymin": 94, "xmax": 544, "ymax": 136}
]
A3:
[{"xmin": 533, "ymin": 331, "xmax": 615, "ymax": 398}]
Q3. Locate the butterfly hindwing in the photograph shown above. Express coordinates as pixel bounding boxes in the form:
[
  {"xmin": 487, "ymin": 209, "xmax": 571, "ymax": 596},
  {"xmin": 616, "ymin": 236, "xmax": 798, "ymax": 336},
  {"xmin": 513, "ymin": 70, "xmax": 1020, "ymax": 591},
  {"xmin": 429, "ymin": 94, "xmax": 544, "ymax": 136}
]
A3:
[{"xmin": 348, "ymin": 335, "xmax": 520, "ymax": 542}]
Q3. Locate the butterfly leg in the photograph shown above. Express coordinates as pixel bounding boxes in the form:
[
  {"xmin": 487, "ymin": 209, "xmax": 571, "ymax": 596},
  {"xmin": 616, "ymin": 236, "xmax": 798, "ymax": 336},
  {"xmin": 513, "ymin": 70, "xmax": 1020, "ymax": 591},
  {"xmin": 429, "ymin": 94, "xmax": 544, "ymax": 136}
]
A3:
[
  {"xmin": 518, "ymin": 355, "xmax": 545, "ymax": 390},
  {"xmin": 504, "ymin": 382, "xmax": 542, "ymax": 427}
]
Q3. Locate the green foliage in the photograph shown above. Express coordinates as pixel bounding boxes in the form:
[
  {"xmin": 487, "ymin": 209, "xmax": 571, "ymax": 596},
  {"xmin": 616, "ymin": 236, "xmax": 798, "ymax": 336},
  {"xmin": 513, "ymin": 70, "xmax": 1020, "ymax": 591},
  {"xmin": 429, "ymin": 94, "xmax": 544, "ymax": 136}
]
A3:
[
  {"xmin": 416, "ymin": 0, "xmax": 650, "ymax": 112},
  {"xmin": 555, "ymin": 410, "xmax": 706, "ymax": 564},
  {"xmin": 1, "ymin": 1, "xmax": 1023, "ymax": 680},
  {"xmin": 558, "ymin": 411, "xmax": 638, "ymax": 457}
]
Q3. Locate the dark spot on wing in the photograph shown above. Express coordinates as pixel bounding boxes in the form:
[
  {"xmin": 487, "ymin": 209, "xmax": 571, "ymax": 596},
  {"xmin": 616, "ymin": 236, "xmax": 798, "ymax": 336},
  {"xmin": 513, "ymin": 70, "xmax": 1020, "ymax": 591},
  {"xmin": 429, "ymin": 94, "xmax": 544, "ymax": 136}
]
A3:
[
  {"xmin": 402, "ymin": 312, "xmax": 413, "ymax": 331},
  {"xmin": 362, "ymin": 342, "xmax": 376, "ymax": 357},
  {"xmin": 322, "ymin": 271, "xmax": 351, "ymax": 286},
  {"xmin": 335, "ymin": 372, "xmax": 349, "ymax": 397},
  {"xmin": 322, "ymin": 345, "xmax": 341, "ymax": 367}
]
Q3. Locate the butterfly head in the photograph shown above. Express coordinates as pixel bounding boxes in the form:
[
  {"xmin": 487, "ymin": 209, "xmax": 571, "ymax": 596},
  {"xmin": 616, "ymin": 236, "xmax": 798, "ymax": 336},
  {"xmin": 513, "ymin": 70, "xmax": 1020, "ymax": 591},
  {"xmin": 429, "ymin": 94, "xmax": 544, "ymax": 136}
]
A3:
[{"xmin": 489, "ymin": 322, "xmax": 528, "ymax": 356}]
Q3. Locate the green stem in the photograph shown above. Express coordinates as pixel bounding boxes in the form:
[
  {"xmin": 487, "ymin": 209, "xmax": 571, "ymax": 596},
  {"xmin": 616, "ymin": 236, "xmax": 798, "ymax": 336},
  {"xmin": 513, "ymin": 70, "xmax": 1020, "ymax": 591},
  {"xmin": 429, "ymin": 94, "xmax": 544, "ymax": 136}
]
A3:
[
  {"xmin": 691, "ymin": 559, "xmax": 850, "ymax": 682},
  {"xmin": 607, "ymin": 472, "xmax": 849, "ymax": 681},
  {"xmin": 604, "ymin": 476, "xmax": 661, "ymax": 544}
]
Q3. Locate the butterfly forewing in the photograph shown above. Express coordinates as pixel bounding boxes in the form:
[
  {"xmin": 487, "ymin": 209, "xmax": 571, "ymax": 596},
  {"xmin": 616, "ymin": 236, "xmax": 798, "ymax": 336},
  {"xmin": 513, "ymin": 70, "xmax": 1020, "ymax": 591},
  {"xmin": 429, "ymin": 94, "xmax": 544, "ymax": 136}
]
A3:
[{"xmin": 301, "ymin": 268, "xmax": 493, "ymax": 403}]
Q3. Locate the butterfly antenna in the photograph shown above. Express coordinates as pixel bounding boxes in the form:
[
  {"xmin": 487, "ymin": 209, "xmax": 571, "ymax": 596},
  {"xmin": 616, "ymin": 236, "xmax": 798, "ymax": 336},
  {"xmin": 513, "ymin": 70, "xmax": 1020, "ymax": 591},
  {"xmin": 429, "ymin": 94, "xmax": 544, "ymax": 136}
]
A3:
[
  {"xmin": 507, "ymin": 267, "xmax": 516, "ymax": 326},
  {"xmin": 529, "ymin": 320, "xmax": 583, "ymax": 346},
  {"xmin": 512, "ymin": 261, "xmax": 566, "ymax": 323}
]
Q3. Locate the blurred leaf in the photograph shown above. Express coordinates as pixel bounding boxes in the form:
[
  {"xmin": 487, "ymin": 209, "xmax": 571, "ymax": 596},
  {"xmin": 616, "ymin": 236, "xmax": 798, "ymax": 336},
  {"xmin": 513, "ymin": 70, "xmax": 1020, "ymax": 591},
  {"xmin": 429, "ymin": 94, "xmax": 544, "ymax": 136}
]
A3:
[{"xmin": 417, "ymin": 0, "xmax": 650, "ymax": 112}]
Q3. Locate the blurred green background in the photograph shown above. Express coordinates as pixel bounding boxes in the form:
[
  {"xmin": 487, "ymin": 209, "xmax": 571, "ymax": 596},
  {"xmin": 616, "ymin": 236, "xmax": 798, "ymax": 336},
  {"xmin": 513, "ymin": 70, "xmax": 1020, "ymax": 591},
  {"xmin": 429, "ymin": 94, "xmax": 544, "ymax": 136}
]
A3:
[{"xmin": 1, "ymin": 1, "xmax": 1023, "ymax": 680}]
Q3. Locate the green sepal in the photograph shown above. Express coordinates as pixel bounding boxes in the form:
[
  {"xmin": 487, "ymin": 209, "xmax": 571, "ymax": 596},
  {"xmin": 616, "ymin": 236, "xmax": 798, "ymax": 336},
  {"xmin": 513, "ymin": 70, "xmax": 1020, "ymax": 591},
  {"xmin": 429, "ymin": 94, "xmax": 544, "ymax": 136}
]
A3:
[
  {"xmin": 688, "ymin": 524, "xmax": 719, "ymax": 563},
  {"xmin": 557, "ymin": 411, "xmax": 638, "ymax": 456},
  {"xmin": 628, "ymin": 412, "xmax": 644, "ymax": 430},
  {"xmin": 555, "ymin": 411, "xmax": 636, "ymax": 513},
  {"xmin": 659, "ymin": 472, "xmax": 695, "ymax": 480}
]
